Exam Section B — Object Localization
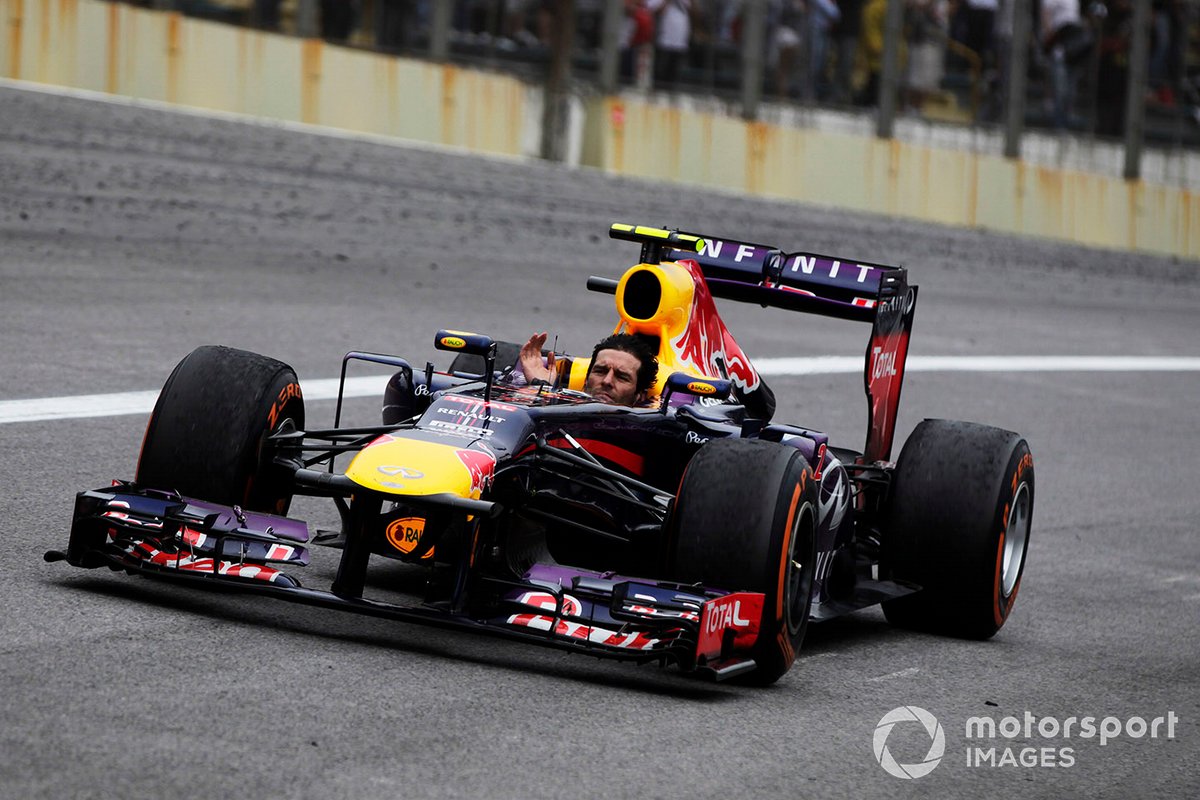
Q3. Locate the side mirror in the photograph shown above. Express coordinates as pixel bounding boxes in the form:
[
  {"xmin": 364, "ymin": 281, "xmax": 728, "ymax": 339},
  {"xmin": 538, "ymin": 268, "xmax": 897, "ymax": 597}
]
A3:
[
  {"xmin": 434, "ymin": 330, "xmax": 497, "ymax": 402},
  {"xmin": 434, "ymin": 330, "xmax": 496, "ymax": 358},
  {"xmin": 661, "ymin": 371, "xmax": 732, "ymax": 410}
]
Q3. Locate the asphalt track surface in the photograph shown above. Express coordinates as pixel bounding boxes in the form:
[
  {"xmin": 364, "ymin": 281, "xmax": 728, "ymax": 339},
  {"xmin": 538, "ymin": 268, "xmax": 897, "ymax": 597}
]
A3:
[{"xmin": 2, "ymin": 83, "xmax": 1198, "ymax": 799}]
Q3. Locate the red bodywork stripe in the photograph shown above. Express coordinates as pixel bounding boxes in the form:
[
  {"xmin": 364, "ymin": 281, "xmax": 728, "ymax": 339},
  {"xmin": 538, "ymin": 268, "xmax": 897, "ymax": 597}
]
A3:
[{"xmin": 520, "ymin": 437, "xmax": 646, "ymax": 475}]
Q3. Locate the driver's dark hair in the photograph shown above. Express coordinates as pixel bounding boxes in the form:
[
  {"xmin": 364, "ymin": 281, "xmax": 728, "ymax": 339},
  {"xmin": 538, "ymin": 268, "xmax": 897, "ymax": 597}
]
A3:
[{"xmin": 590, "ymin": 333, "xmax": 659, "ymax": 393}]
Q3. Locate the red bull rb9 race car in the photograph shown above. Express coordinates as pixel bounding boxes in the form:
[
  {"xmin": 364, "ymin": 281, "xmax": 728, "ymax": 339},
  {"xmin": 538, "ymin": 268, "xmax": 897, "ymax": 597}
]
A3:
[{"xmin": 47, "ymin": 223, "xmax": 1035, "ymax": 685}]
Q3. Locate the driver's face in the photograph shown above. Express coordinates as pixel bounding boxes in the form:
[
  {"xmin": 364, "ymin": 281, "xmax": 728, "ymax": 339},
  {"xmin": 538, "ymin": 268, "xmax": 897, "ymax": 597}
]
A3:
[{"xmin": 585, "ymin": 349, "xmax": 643, "ymax": 405}]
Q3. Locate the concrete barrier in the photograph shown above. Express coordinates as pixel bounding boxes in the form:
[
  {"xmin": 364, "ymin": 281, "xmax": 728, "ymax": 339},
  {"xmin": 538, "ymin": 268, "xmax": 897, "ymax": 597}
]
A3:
[
  {"xmin": 2, "ymin": 0, "xmax": 1195, "ymax": 259},
  {"xmin": 0, "ymin": 0, "xmax": 534, "ymax": 157},
  {"xmin": 583, "ymin": 95, "xmax": 1197, "ymax": 260}
]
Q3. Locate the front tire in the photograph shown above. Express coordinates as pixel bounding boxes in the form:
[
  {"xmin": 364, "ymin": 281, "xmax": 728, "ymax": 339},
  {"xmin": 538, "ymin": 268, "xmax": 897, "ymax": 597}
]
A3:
[
  {"xmin": 882, "ymin": 419, "xmax": 1034, "ymax": 639},
  {"xmin": 671, "ymin": 438, "xmax": 818, "ymax": 685},
  {"xmin": 136, "ymin": 345, "xmax": 304, "ymax": 514}
]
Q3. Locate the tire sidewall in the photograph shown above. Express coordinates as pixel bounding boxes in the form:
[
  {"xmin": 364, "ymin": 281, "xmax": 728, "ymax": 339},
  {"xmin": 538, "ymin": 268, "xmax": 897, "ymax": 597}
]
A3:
[
  {"xmin": 989, "ymin": 442, "xmax": 1034, "ymax": 629},
  {"xmin": 246, "ymin": 372, "xmax": 305, "ymax": 514},
  {"xmin": 755, "ymin": 468, "xmax": 818, "ymax": 680},
  {"xmin": 671, "ymin": 438, "xmax": 818, "ymax": 684}
]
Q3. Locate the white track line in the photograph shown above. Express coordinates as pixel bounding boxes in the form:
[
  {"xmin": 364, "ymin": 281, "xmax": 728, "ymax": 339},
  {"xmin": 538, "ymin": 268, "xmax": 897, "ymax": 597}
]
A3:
[
  {"xmin": 0, "ymin": 377, "xmax": 388, "ymax": 425},
  {"xmin": 2, "ymin": 357, "xmax": 1199, "ymax": 425}
]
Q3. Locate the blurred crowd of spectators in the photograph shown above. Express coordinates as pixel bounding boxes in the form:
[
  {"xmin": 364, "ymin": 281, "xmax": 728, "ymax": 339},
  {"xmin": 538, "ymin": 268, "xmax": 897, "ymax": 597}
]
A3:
[{"xmin": 146, "ymin": 0, "xmax": 1198, "ymax": 140}]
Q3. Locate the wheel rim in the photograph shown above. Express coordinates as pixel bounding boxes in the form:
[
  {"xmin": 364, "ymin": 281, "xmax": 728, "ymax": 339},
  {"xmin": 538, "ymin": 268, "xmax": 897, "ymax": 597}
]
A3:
[
  {"xmin": 784, "ymin": 502, "xmax": 816, "ymax": 636},
  {"xmin": 1000, "ymin": 481, "xmax": 1031, "ymax": 598}
]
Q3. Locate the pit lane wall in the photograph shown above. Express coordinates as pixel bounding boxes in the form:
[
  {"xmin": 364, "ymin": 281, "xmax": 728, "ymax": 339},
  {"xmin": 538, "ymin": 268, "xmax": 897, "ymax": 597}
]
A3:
[{"xmin": 2, "ymin": 0, "xmax": 1195, "ymax": 260}]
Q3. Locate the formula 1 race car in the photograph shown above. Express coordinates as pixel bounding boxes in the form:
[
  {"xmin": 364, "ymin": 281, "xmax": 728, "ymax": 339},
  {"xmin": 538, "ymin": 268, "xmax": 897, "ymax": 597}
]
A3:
[{"xmin": 47, "ymin": 223, "xmax": 1034, "ymax": 685}]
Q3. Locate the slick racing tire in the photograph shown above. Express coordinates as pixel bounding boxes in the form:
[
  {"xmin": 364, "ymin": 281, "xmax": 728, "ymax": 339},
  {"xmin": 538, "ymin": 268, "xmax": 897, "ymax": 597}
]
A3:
[
  {"xmin": 671, "ymin": 438, "xmax": 818, "ymax": 686},
  {"xmin": 136, "ymin": 345, "xmax": 305, "ymax": 515},
  {"xmin": 881, "ymin": 419, "xmax": 1034, "ymax": 639}
]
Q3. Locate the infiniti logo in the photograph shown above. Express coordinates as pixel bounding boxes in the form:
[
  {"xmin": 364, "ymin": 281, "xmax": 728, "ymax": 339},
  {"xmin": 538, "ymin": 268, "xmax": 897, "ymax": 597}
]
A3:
[
  {"xmin": 873, "ymin": 706, "xmax": 945, "ymax": 779},
  {"xmin": 377, "ymin": 466, "xmax": 424, "ymax": 479}
]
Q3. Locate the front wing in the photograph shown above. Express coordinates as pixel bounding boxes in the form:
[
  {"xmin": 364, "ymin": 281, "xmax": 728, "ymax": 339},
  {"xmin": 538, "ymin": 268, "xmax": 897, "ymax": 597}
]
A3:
[{"xmin": 47, "ymin": 484, "xmax": 766, "ymax": 681}]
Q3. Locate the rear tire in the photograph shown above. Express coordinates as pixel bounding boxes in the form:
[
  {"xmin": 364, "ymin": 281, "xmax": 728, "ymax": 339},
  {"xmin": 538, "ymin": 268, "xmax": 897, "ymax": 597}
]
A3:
[
  {"xmin": 672, "ymin": 438, "xmax": 818, "ymax": 685},
  {"xmin": 882, "ymin": 419, "xmax": 1034, "ymax": 639},
  {"xmin": 136, "ymin": 345, "xmax": 304, "ymax": 514}
]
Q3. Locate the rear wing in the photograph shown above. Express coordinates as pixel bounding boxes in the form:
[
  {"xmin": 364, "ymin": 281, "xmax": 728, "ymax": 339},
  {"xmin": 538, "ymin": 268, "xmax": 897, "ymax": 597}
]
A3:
[{"xmin": 602, "ymin": 224, "xmax": 918, "ymax": 462}]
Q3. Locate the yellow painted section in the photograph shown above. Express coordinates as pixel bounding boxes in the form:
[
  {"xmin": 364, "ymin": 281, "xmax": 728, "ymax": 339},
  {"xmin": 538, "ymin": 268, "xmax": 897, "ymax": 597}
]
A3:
[
  {"xmin": 0, "ymin": 0, "xmax": 527, "ymax": 157},
  {"xmin": 610, "ymin": 260, "xmax": 726, "ymax": 397},
  {"xmin": 616, "ymin": 263, "xmax": 695, "ymax": 336},
  {"xmin": 976, "ymin": 156, "xmax": 1018, "ymax": 234},
  {"xmin": 588, "ymin": 95, "xmax": 1197, "ymax": 260},
  {"xmin": 563, "ymin": 259, "xmax": 712, "ymax": 397},
  {"xmin": 345, "ymin": 437, "xmax": 477, "ymax": 498}
]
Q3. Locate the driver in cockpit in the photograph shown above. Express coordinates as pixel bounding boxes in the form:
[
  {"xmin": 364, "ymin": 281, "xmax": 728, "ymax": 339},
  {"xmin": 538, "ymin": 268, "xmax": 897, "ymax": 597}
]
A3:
[{"xmin": 519, "ymin": 331, "xmax": 658, "ymax": 407}]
